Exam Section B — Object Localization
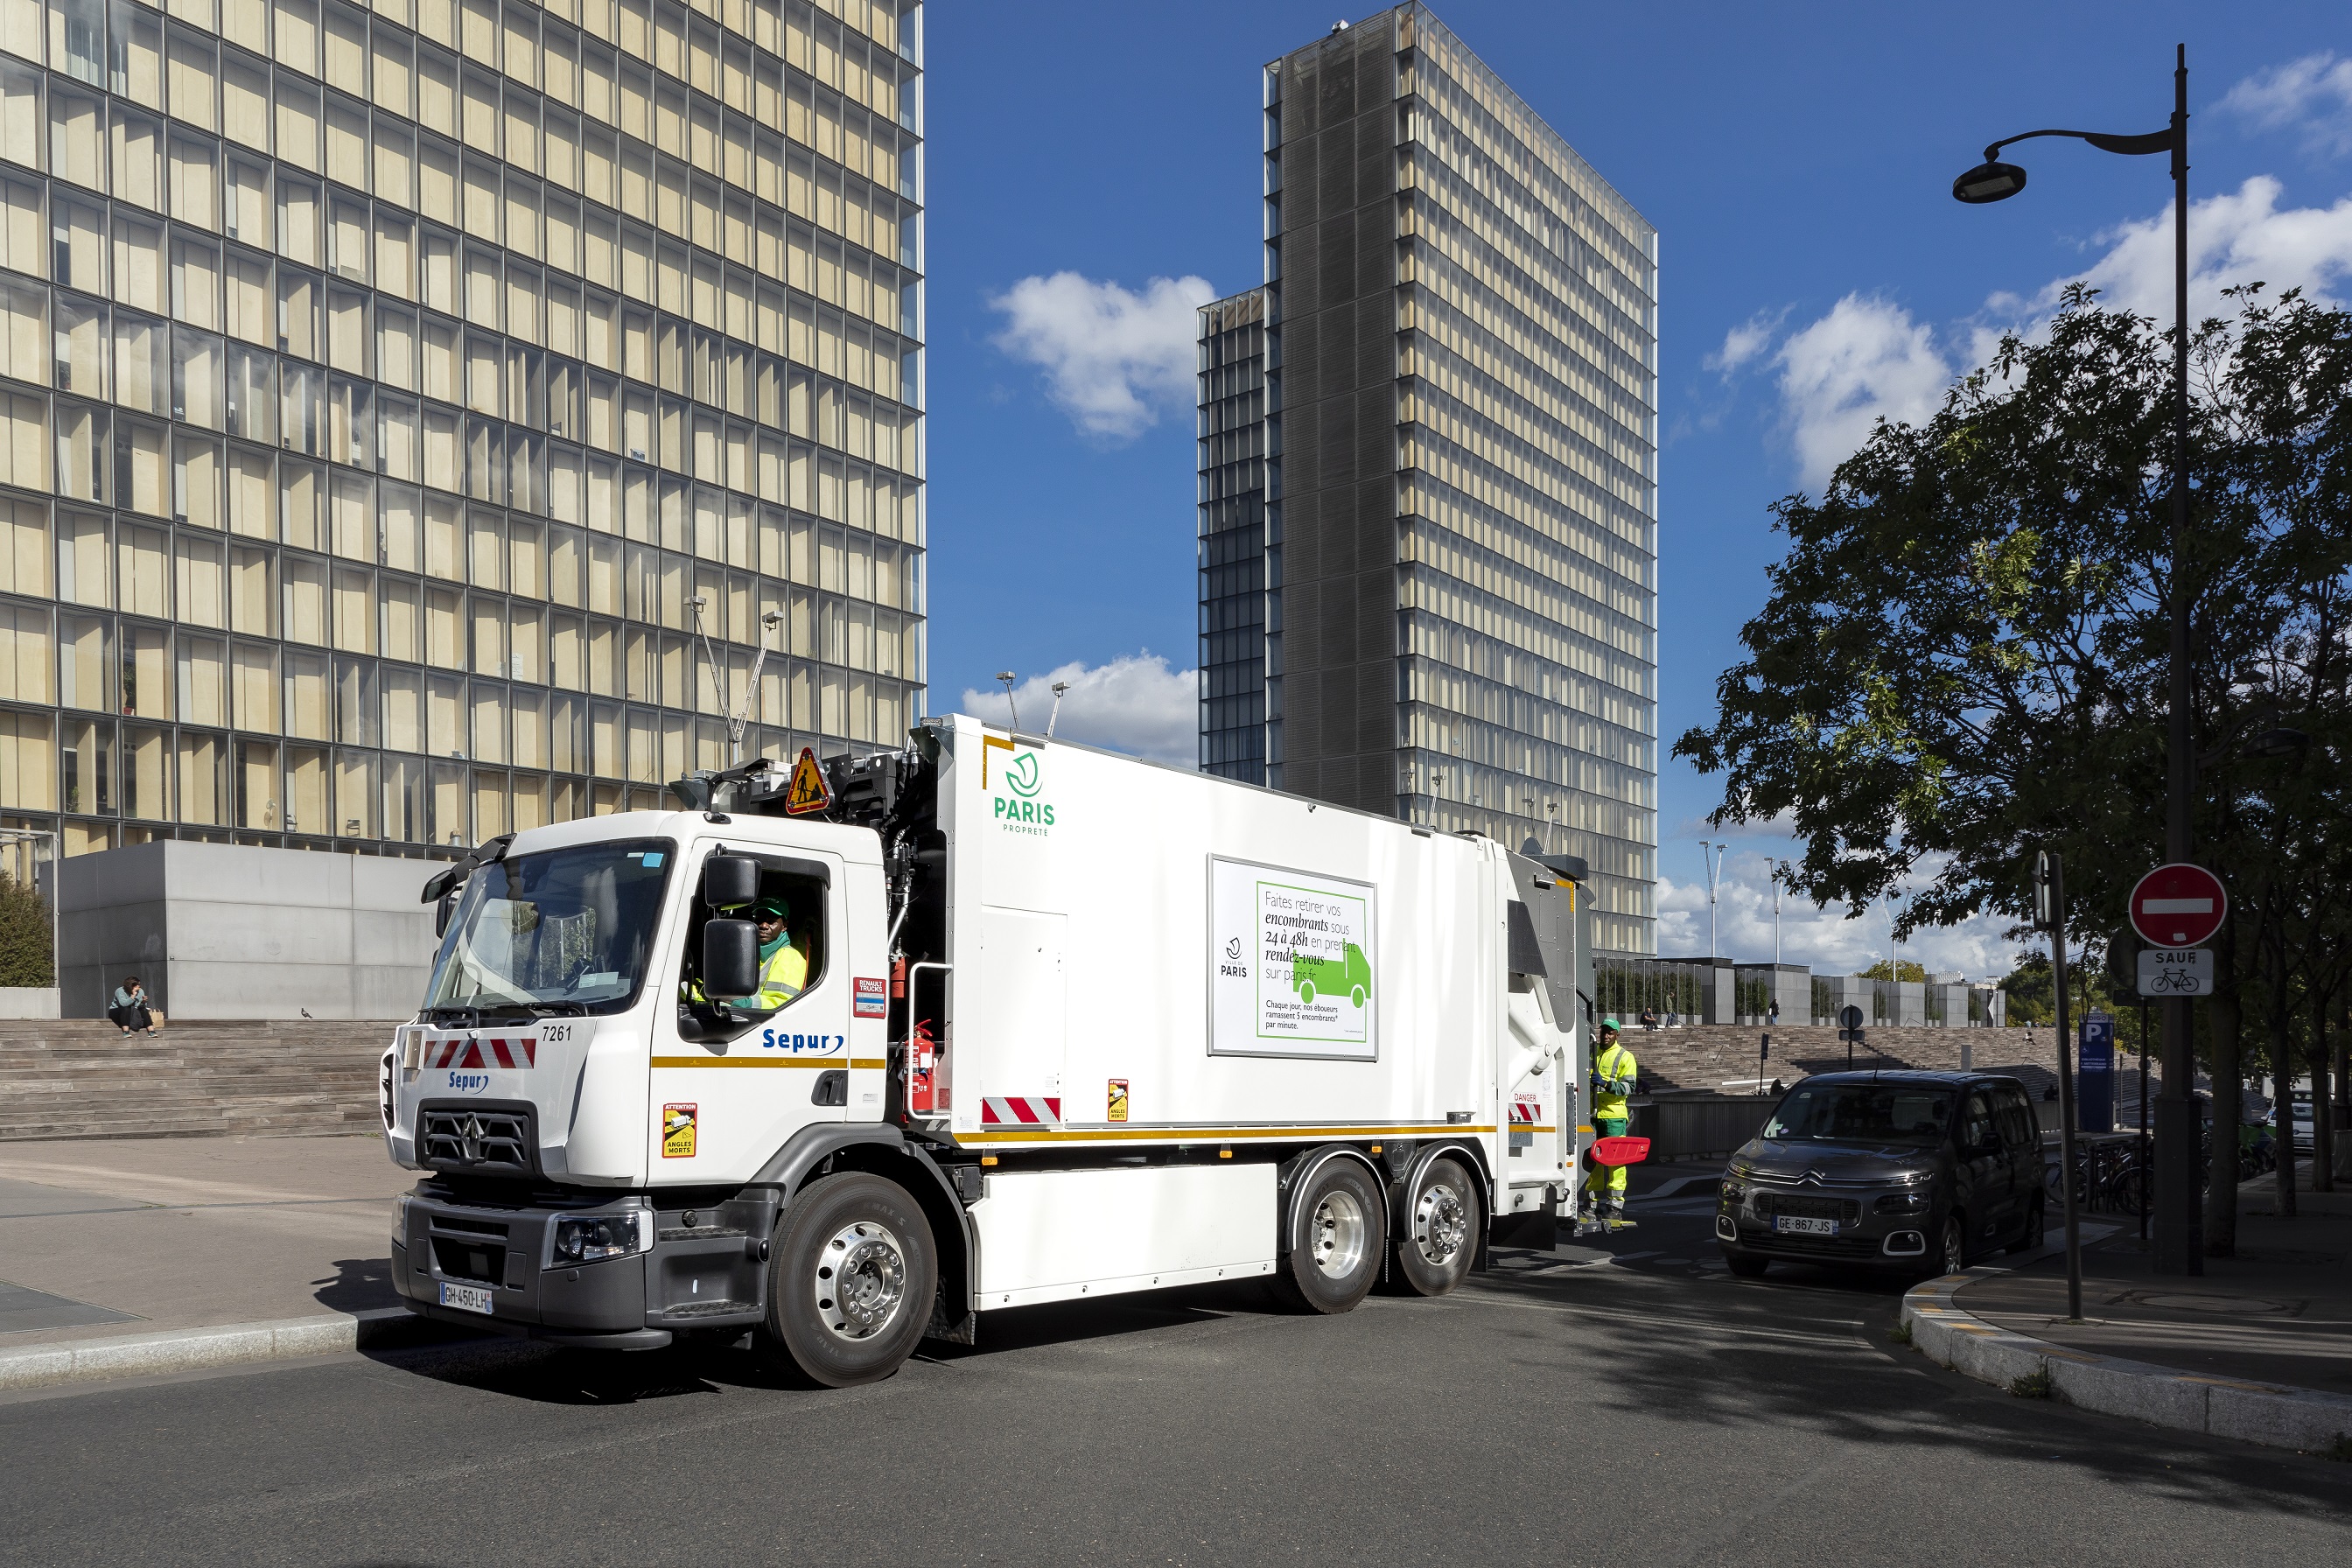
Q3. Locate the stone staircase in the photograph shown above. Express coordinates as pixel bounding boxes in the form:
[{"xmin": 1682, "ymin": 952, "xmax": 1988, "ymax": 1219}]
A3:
[
  {"xmin": 0, "ymin": 1019, "xmax": 397, "ymax": 1141},
  {"xmin": 1621, "ymin": 1024, "xmax": 2090, "ymax": 1098}
]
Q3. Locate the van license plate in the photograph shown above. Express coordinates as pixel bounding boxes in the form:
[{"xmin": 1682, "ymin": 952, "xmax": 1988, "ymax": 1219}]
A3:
[
  {"xmin": 1773, "ymin": 1215, "xmax": 1837, "ymax": 1236},
  {"xmin": 439, "ymin": 1281, "xmax": 494, "ymax": 1314}
]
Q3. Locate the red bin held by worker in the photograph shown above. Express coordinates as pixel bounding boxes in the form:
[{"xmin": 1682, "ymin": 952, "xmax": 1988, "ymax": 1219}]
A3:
[{"xmin": 1592, "ymin": 1135, "xmax": 1649, "ymax": 1167}]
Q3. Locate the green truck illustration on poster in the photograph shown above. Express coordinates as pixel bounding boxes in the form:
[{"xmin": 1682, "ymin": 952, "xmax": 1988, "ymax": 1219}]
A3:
[{"xmin": 1291, "ymin": 942, "xmax": 1370, "ymax": 1009}]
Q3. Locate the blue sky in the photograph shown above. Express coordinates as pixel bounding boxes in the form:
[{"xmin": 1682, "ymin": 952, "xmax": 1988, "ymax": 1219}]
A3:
[{"xmin": 917, "ymin": 2, "xmax": 2352, "ymax": 974}]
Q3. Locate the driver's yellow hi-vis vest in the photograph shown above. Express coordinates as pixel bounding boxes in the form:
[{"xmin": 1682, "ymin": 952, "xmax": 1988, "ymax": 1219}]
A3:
[
  {"xmin": 1592, "ymin": 1040, "xmax": 1638, "ymax": 1121},
  {"xmin": 686, "ymin": 942, "xmax": 808, "ymax": 1012},
  {"xmin": 750, "ymin": 942, "xmax": 808, "ymax": 1012}
]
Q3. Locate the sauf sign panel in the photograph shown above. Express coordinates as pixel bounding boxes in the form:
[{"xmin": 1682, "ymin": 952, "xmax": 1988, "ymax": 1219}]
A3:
[{"xmin": 1209, "ymin": 858, "xmax": 1377, "ymax": 1060}]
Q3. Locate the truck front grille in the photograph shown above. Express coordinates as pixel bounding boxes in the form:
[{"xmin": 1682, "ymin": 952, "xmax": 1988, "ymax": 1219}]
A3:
[{"xmin": 420, "ymin": 1106, "xmax": 535, "ymax": 1174}]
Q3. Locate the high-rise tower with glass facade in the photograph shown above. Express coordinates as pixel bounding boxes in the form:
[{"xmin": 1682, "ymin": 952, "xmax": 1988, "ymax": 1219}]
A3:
[
  {"xmin": 1196, "ymin": 4, "xmax": 1656, "ymax": 955},
  {"xmin": 0, "ymin": 0, "xmax": 923, "ymax": 864}
]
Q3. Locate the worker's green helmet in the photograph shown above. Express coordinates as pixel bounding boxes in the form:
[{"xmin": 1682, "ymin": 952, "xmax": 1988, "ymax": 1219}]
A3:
[
  {"xmin": 1601, "ymin": 1016, "xmax": 1620, "ymax": 1032},
  {"xmin": 750, "ymin": 895, "xmax": 790, "ymax": 921}
]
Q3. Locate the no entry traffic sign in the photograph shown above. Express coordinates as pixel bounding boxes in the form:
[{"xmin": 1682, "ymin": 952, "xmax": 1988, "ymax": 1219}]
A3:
[{"xmin": 2129, "ymin": 863, "xmax": 2227, "ymax": 949}]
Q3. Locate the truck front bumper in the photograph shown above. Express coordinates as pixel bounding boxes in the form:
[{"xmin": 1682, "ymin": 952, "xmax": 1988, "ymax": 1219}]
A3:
[{"xmin": 393, "ymin": 1184, "xmax": 777, "ymax": 1348}]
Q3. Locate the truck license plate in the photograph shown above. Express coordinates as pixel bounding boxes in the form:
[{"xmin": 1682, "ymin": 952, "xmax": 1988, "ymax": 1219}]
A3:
[
  {"xmin": 1773, "ymin": 1215, "xmax": 1837, "ymax": 1236},
  {"xmin": 438, "ymin": 1280, "xmax": 494, "ymax": 1314}
]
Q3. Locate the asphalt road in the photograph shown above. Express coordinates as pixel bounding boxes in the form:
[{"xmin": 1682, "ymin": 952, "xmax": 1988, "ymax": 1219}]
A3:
[{"xmin": 3, "ymin": 1169, "xmax": 2347, "ymax": 1566}]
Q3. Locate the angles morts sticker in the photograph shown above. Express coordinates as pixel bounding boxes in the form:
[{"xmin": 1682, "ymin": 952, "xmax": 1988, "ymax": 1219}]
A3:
[{"xmin": 662, "ymin": 1103, "xmax": 697, "ymax": 1158}]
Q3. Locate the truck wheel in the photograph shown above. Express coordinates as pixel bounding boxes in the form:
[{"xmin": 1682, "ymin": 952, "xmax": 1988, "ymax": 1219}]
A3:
[
  {"xmin": 763, "ymin": 1172, "xmax": 936, "ymax": 1388},
  {"xmin": 1391, "ymin": 1156, "xmax": 1480, "ymax": 1296},
  {"xmin": 1270, "ymin": 1158, "xmax": 1384, "ymax": 1313}
]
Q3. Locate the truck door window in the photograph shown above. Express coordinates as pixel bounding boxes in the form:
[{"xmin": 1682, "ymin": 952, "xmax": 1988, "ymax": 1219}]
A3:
[{"xmin": 681, "ymin": 860, "xmax": 827, "ymax": 1020}]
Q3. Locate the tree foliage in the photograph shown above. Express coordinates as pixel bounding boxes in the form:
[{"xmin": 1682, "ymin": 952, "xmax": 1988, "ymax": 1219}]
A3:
[
  {"xmin": 1678, "ymin": 289, "xmax": 2352, "ymax": 1238},
  {"xmin": 0, "ymin": 872, "xmax": 52, "ymax": 988}
]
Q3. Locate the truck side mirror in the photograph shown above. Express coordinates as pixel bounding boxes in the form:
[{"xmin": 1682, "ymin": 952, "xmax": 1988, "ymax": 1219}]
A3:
[
  {"xmin": 703, "ymin": 853, "xmax": 761, "ymax": 910},
  {"xmin": 701, "ymin": 918, "xmax": 761, "ymax": 1000},
  {"xmin": 434, "ymin": 889, "xmax": 456, "ymax": 939}
]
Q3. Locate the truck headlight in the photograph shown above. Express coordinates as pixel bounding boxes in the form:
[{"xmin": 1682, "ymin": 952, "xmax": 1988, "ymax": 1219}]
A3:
[{"xmin": 551, "ymin": 1210, "xmax": 651, "ymax": 1264}]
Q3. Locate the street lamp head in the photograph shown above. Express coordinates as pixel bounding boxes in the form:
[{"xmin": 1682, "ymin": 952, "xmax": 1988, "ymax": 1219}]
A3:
[
  {"xmin": 2244, "ymin": 726, "xmax": 2310, "ymax": 760},
  {"xmin": 761, "ymin": 609, "xmax": 783, "ymax": 628},
  {"xmin": 1952, "ymin": 159, "xmax": 2028, "ymax": 204}
]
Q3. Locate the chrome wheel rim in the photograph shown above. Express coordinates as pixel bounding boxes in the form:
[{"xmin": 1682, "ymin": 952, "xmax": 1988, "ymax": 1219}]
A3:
[
  {"xmin": 1309, "ymin": 1186, "xmax": 1368, "ymax": 1279},
  {"xmin": 1414, "ymin": 1180, "xmax": 1469, "ymax": 1268},
  {"xmin": 1941, "ymin": 1226, "xmax": 1965, "ymax": 1274},
  {"xmin": 814, "ymin": 1220, "xmax": 906, "ymax": 1341}
]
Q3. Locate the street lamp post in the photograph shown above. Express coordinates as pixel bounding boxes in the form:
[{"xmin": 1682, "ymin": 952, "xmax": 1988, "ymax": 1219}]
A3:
[
  {"xmin": 1698, "ymin": 840, "xmax": 1725, "ymax": 960},
  {"xmin": 1954, "ymin": 44, "xmax": 2201, "ymax": 1274}
]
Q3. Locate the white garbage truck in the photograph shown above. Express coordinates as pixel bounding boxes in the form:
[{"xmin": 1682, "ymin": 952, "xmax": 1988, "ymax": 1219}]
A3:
[{"xmin": 383, "ymin": 714, "xmax": 1593, "ymax": 1385}]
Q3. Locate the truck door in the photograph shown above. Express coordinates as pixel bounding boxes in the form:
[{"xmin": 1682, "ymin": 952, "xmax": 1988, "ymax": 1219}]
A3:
[
  {"xmin": 1501, "ymin": 981, "xmax": 1572, "ymax": 1219},
  {"xmin": 650, "ymin": 844, "xmax": 852, "ymax": 1178}
]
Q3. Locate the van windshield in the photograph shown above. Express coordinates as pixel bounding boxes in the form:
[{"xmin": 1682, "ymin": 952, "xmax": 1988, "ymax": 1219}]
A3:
[
  {"xmin": 1765, "ymin": 1084, "xmax": 1956, "ymax": 1145},
  {"xmin": 424, "ymin": 839, "xmax": 674, "ymax": 1018}
]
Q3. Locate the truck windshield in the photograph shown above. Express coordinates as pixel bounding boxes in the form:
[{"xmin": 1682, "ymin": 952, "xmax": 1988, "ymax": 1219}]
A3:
[
  {"xmin": 424, "ymin": 838, "xmax": 675, "ymax": 1018},
  {"xmin": 1764, "ymin": 1084, "xmax": 1956, "ymax": 1145}
]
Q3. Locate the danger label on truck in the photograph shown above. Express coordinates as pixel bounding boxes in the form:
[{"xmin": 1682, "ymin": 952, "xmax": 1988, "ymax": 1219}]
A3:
[{"xmin": 1208, "ymin": 857, "xmax": 1376, "ymax": 1060}]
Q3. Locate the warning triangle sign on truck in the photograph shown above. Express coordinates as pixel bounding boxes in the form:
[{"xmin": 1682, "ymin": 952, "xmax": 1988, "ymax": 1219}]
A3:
[{"xmin": 783, "ymin": 747, "xmax": 833, "ymax": 816}]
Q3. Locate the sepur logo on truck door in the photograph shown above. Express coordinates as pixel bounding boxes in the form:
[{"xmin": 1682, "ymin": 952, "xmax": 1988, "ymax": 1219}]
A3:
[{"xmin": 1208, "ymin": 857, "xmax": 1377, "ymax": 1061}]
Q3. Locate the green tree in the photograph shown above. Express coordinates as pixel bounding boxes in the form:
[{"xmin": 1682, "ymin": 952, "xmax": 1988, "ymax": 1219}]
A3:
[
  {"xmin": 0, "ymin": 872, "xmax": 52, "ymax": 987},
  {"xmin": 1676, "ymin": 290, "xmax": 2352, "ymax": 1254}
]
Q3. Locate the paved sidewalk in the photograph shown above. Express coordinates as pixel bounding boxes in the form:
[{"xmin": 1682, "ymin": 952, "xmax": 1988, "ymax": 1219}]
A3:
[
  {"xmin": 0, "ymin": 1134, "xmax": 410, "ymax": 1353},
  {"xmin": 1956, "ymin": 1163, "xmax": 2352, "ymax": 1397}
]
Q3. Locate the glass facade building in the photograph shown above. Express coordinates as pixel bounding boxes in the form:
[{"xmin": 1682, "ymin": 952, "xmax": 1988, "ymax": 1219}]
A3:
[
  {"xmin": 1197, "ymin": 4, "xmax": 1656, "ymax": 954},
  {"xmin": 0, "ymin": 0, "xmax": 924, "ymax": 863}
]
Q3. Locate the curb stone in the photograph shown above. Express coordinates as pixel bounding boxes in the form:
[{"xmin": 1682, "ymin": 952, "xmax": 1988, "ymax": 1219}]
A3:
[
  {"xmin": 0, "ymin": 1306, "xmax": 472, "ymax": 1392},
  {"xmin": 1901, "ymin": 1269, "xmax": 2352, "ymax": 1455}
]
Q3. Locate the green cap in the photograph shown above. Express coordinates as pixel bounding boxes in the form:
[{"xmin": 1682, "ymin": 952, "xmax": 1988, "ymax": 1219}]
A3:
[
  {"xmin": 1601, "ymin": 1016, "xmax": 1620, "ymax": 1032},
  {"xmin": 751, "ymin": 895, "xmax": 790, "ymax": 921}
]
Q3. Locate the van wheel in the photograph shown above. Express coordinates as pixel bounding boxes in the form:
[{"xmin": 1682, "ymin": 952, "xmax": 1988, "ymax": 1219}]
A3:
[
  {"xmin": 1391, "ymin": 1156, "xmax": 1480, "ymax": 1297},
  {"xmin": 1935, "ymin": 1215, "xmax": 1968, "ymax": 1276},
  {"xmin": 762, "ymin": 1172, "xmax": 935, "ymax": 1388},
  {"xmin": 1270, "ymin": 1158, "xmax": 1384, "ymax": 1313}
]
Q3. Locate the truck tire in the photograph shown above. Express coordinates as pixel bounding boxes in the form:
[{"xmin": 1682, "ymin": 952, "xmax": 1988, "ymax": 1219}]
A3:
[
  {"xmin": 1270, "ymin": 1158, "xmax": 1384, "ymax": 1313},
  {"xmin": 762, "ymin": 1172, "xmax": 936, "ymax": 1388},
  {"xmin": 1391, "ymin": 1155, "xmax": 1480, "ymax": 1296}
]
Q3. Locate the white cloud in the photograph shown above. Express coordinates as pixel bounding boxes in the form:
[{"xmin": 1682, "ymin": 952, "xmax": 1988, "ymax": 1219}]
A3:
[
  {"xmin": 1772, "ymin": 294, "xmax": 1953, "ymax": 488},
  {"xmin": 986, "ymin": 271, "xmax": 1215, "ymax": 440},
  {"xmin": 1704, "ymin": 305, "xmax": 1788, "ymax": 376},
  {"xmin": 2219, "ymin": 52, "xmax": 2352, "ymax": 158},
  {"xmin": 957, "ymin": 654, "xmax": 1197, "ymax": 766},
  {"xmin": 1656, "ymin": 850, "xmax": 2018, "ymax": 982},
  {"xmin": 1758, "ymin": 177, "xmax": 2352, "ymax": 487}
]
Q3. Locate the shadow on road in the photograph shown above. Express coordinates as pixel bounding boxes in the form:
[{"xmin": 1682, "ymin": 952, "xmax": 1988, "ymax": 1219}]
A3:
[
  {"xmin": 360, "ymin": 1278, "xmax": 1292, "ymax": 1405},
  {"xmin": 1468, "ymin": 1251, "xmax": 2352, "ymax": 1519}
]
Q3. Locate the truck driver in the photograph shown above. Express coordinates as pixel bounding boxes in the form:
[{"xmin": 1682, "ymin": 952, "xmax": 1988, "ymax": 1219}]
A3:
[{"xmin": 684, "ymin": 894, "xmax": 808, "ymax": 1014}]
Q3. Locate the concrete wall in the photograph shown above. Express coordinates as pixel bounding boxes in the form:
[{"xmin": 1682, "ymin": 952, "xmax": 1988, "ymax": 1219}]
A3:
[
  {"xmin": 0, "ymin": 987, "xmax": 58, "ymax": 1018},
  {"xmin": 58, "ymin": 843, "xmax": 438, "ymax": 1019}
]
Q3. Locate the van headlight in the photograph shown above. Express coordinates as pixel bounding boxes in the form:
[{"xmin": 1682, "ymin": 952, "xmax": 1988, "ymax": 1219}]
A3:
[
  {"xmin": 1874, "ymin": 1192, "xmax": 1928, "ymax": 1215},
  {"xmin": 551, "ymin": 1210, "xmax": 652, "ymax": 1264}
]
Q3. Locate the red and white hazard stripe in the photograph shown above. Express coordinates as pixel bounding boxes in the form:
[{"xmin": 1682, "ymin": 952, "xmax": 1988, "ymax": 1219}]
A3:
[
  {"xmin": 1509, "ymin": 1099, "xmax": 1540, "ymax": 1124},
  {"xmin": 980, "ymin": 1096, "xmax": 1061, "ymax": 1127},
  {"xmin": 424, "ymin": 1036, "xmax": 537, "ymax": 1070}
]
